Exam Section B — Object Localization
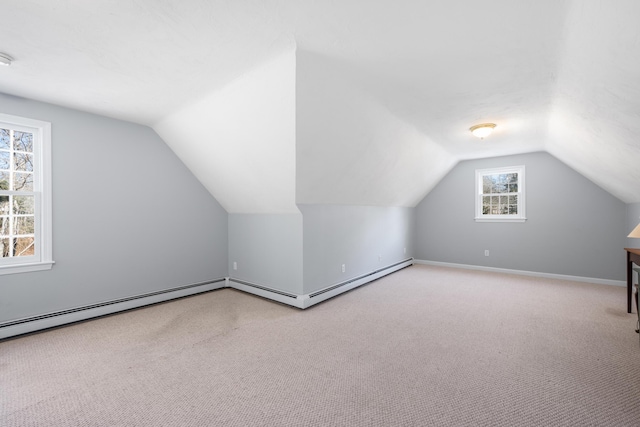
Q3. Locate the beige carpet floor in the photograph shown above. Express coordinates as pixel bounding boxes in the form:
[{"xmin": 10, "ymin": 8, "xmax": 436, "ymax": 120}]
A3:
[{"xmin": 1, "ymin": 264, "xmax": 639, "ymax": 426}]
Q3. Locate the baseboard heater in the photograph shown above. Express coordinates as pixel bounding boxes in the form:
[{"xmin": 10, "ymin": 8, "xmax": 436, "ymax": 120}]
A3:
[
  {"xmin": 0, "ymin": 278, "xmax": 226, "ymax": 340},
  {"xmin": 309, "ymin": 258, "xmax": 413, "ymax": 298},
  {"xmin": 2, "ymin": 259, "xmax": 415, "ymax": 339},
  {"xmin": 228, "ymin": 258, "xmax": 414, "ymax": 309},
  {"xmin": 227, "ymin": 278, "xmax": 298, "ymax": 299}
]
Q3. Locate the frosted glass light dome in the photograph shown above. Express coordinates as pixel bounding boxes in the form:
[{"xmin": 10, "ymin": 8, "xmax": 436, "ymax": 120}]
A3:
[{"xmin": 470, "ymin": 123, "xmax": 496, "ymax": 139}]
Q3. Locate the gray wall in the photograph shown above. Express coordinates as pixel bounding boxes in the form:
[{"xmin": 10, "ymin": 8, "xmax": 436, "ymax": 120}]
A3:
[
  {"xmin": 228, "ymin": 213, "xmax": 303, "ymax": 295},
  {"xmin": 415, "ymin": 152, "xmax": 626, "ymax": 281},
  {"xmin": 299, "ymin": 204, "xmax": 415, "ymax": 294},
  {"xmin": 7, "ymin": 94, "xmax": 629, "ymax": 323},
  {"xmin": 0, "ymin": 93, "xmax": 228, "ymax": 323}
]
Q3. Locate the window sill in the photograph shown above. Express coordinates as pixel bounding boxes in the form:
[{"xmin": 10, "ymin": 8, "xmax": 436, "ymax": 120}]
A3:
[
  {"xmin": 0, "ymin": 261, "xmax": 55, "ymax": 276},
  {"xmin": 475, "ymin": 217, "xmax": 527, "ymax": 223}
]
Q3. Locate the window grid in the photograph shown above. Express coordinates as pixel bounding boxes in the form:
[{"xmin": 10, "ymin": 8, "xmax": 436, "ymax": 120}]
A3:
[
  {"xmin": 481, "ymin": 173, "xmax": 519, "ymax": 215},
  {"xmin": 0, "ymin": 127, "xmax": 36, "ymax": 259},
  {"xmin": 0, "ymin": 113, "xmax": 52, "ymax": 275},
  {"xmin": 475, "ymin": 166, "xmax": 525, "ymax": 222}
]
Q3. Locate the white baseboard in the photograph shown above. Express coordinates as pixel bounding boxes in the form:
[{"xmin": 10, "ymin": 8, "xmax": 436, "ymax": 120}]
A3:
[
  {"xmin": 0, "ymin": 279, "xmax": 226, "ymax": 340},
  {"xmin": 414, "ymin": 259, "xmax": 625, "ymax": 287}
]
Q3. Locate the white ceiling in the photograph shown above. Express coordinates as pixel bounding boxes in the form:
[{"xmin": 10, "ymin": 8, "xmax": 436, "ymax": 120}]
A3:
[{"xmin": 1, "ymin": 0, "xmax": 640, "ymax": 211}]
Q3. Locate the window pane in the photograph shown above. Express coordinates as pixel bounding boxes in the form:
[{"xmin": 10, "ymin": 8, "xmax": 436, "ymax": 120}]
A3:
[
  {"xmin": 0, "ymin": 171, "xmax": 8, "ymax": 190},
  {"xmin": 482, "ymin": 196, "xmax": 490, "ymax": 214},
  {"xmin": 509, "ymin": 205, "xmax": 518, "ymax": 214},
  {"xmin": 0, "ymin": 129, "xmax": 9, "ymax": 149},
  {"xmin": 498, "ymin": 195, "xmax": 506, "ymax": 214},
  {"xmin": 508, "ymin": 183, "xmax": 518, "ymax": 193},
  {"xmin": 12, "ymin": 172, "xmax": 33, "ymax": 191},
  {"xmin": 13, "ymin": 196, "xmax": 34, "ymax": 215},
  {"xmin": 14, "ymin": 237, "xmax": 35, "ymax": 257},
  {"xmin": 495, "ymin": 175, "xmax": 508, "ymax": 193},
  {"xmin": 507, "ymin": 173, "xmax": 518, "ymax": 184},
  {"xmin": 482, "ymin": 176, "xmax": 493, "ymax": 193},
  {"xmin": 490, "ymin": 195, "xmax": 500, "ymax": 214},
  {"xmin": 0, "ymin": 238, "xmax": 9, "ymax": 257},
  {"xmin": 0, "ymin": 195, "xmax": 8, "ymax": 215},
  {"xmin": 13, "ymin": 131, "xmax": 33, "ymax": 152},
  {"xmin": 14, "ymin": 152, "xmax": 33, "ymax": 172},
  {"xmin": 0, "ymin": 216, "xmax": 7, "ymax": 236},
  {"xmin": 0, "ymin": 151, "xmax": 9, "ymax": 170},
  {"xmin": 13, "ymin": 216, "xmax": 34, "ymax": 235}
]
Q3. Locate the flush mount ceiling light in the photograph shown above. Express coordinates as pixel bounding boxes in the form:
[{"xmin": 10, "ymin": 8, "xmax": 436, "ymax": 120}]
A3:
[
  {"xmin": 470, "ymin": 123, "xmax": 496, "ymax": 140},
  {"xmin": 0, "ymin": 53, "xmax": 13, "ymax": 66}
]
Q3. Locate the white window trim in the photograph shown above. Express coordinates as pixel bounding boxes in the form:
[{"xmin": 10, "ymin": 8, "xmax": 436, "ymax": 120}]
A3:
[
  {"xmin": 0, "ymin": 113, "xmax": 54, "ymax": 275},
  {"xmin": 475, "ymin": 165, "xmax": 526, "ymax": 223}
]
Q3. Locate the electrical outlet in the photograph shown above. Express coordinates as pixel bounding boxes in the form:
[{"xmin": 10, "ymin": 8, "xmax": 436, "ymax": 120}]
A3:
[
  {"xmin": 341, "ymin": 264, "xmax": 346, "ymax": 273},
  {"xmin": 233, "ymin": 261, "xmax": 237, "ymax": 270},
  {"xmin": 484, "ymin": 250, "xmax": 490, "ymax": 257}
]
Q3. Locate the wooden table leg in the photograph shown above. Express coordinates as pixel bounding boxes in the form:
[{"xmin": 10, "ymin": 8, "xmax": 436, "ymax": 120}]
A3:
[{"xmin": 628, "ymin": 251, "xmax": 633, "ymax": 314}]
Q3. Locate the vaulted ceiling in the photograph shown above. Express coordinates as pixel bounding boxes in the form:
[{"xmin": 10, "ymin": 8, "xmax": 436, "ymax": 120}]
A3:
[{"xmin": 2, "ymin": 0, "xmax": 639, "ymax": 212}]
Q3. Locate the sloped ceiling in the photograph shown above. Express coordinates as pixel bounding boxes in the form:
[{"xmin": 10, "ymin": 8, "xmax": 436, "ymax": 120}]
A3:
[
  {"xmin": 1, "ymin": 0, "xmax": 639, "ymax": 211},
  {"xmin": 155, "ymin": 50, "xmax": 298, "ymax": 213}
]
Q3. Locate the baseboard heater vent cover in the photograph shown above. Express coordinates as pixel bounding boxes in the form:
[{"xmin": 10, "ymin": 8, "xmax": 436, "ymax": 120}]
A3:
[
  {"xmin": 0, "ymin": 278, "xmax": 226, "ymax": 339},
  {"xmin": 308, "ymin": 258, "xmax": 413, "ymax": 299},
  {"xmin": 227, "ymin": 278, "xmax": 298, "ymax": 299}
]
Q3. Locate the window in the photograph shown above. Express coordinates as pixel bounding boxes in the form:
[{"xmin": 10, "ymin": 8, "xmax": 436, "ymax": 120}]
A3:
[
  {"xmin": 0, "ymin": 113, "xmax": 53, "ymax": 275},
  {"xmin": 475, "ymin": 165, "xmax": 525, "ymax": 222}
]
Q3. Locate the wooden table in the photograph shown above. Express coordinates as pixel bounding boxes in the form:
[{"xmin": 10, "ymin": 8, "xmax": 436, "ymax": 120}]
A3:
[{"xmin": 624, "ymin": 248, "xmax": 640, "ymax": 313}]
